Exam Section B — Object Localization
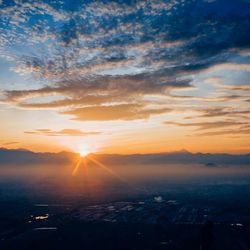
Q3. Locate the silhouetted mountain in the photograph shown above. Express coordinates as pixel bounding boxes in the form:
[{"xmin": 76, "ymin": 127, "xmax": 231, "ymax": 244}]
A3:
[
  {"xmin": 0, "ymin": 148, "xmax": 76, "ymax": 165},
  {"xmin": 92, "ymin": 152, "xmax": 250, "ymax": 166},
  {"xmin": 0, "ymin": 148, "xmax": 250, "ymax": 166}
]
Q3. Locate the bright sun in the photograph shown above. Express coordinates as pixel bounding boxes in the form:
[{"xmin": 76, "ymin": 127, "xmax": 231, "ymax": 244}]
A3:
[{"xmin": 78, "ymin": 144, "xmax": 90, "ymax": 157}]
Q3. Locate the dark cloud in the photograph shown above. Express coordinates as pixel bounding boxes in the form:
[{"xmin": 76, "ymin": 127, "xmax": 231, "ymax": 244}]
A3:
[
  {"xmin": 3, "ymin": 72, "xmax": 191, "ymax": 119},
  {"xmin": 5, "ymin": 72, "xmax": 191, "ymax": 100}
]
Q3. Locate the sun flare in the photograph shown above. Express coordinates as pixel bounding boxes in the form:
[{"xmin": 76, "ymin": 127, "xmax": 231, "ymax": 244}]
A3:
[{"xmin": 78, "ymin": 144, "xmax": 90, "ymax": 157}]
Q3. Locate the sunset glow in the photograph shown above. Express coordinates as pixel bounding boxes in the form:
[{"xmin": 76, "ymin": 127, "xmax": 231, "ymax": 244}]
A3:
[
  {"xmin": 0, "ymin": 1, "xmax": 250, "ymax": 249},
  {"xmin": 78, "ymin": 144, "xmax": 91, "ymax": 158}
]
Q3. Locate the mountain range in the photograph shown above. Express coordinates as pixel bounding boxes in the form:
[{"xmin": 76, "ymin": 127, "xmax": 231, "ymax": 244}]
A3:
[{"xmin": 0, "ymin": 148, "xmax": 250, "ymax": 166}]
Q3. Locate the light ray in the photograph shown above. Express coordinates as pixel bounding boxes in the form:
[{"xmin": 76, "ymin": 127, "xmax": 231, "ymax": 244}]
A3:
[
  {"xmin": 87, "ymin": 155, "xmax": 151, "ymax": 194},
  {"xmin": 72, "ymin": 154, "xmax": 149, "ymax": 195},
  {"xmin": 86, "ymin": 155, "xmax": 127, "ymax": 184},
  {"xmin": 72, "ymin": 157, "xmax": 82, "ymax": 176}
]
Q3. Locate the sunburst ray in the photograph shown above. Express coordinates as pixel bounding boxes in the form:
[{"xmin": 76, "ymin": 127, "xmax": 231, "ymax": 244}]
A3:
[
  {"xmin": 86, "ymin": 155, "xmax": 127, "ymax": 183},
  {"xmin": 72, "ymin": 157, "xmax": 82, "ymax": 176}
]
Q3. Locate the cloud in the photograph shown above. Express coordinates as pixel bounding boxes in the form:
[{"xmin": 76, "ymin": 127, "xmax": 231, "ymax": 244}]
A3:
[
  {"xmin": 202, "ymin": 63, "xmax": 250, "ymax": 73},
  {"xmin": 2, "ymin": 141, "xmax": 19, "ymax": 146},
  {"xmin": 225, "ymin": 85, "xmax": 250, "ymax": 91},
  {"xmin": 2, "ymin": 72, "xmax": 191, "ymax": 119},
  {"xmin": 197, "ymin": 128, "xmax": 250, "ymax": 137},
  {"xmin": 61, "ymin": 104, "xmax": 172, "ymax": 121},
  {"xmin": 4, "ymin": 72, "xmax": 192, "ymax": 102},
  {"xmin": 164, "ymin": 117, "xmax": 250, "ymax": 137},
  {"xmin": 0, "ymin": 0, "xmax": 250, "ymax": 124},
  {"xmin": 166, "ymin": 94, "xmax": 243, "ymax": 103},
  {"xmin": 199, "ymin": 108, "xmax": 250, "ymax": 118},
  {"xmin": 24, "ymin": 129, "xmax": 101, "ymax": 136},
  {"xmin": 164, "ymin": 120, "xmax": 247, "ymax": 130}
]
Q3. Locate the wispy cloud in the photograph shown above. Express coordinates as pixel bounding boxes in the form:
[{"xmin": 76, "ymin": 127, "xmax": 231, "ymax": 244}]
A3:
[
  {"xmin": 24, "ymin": 129, "xmax": 101, "ymax": 137},
  {"xmin": 197, "ymin": 128, "xmax": 250, "ymax": 137},
  {"xmin": 2, "ymin": 72, "xmax": 190, "ymax": 119},
  {"xmin": 199, "ymin": 108, "xmax": 250, "ymax": 118},
  {"xmin": 62, "ymin": 104, "xmax": 172, "ymax": 121},
  {"xmin": 2, "ymin": 141, "xmax": 19, "ymax": 146},
  {"xmin": 164, "ymin": 120, "xmax": 247, "ymax": 130}
]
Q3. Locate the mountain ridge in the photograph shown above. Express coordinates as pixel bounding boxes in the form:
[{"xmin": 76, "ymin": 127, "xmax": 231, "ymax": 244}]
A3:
[{"xmin": 0, "ymin": 148, "xmax": 250, "ymax": 166}]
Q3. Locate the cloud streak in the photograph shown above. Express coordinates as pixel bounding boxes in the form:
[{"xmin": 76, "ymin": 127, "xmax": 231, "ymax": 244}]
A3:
[
  {"xmin": 196, "ymin": 128, "xmax": 250, "ymax": 137},
  {"xmin": 62, "ymin": 104, "xmax": 172, "ymax": 121},
  {"xmin": 24, "ymin": 129, "xmax": 101, "ymax": 137},
  {"xmin": 164, "ymin": 120, "xmax": 247, "ymax": 130},
  {"xmin": 2, "ymin": 141, "xmax": 19, "ymax": 146}
]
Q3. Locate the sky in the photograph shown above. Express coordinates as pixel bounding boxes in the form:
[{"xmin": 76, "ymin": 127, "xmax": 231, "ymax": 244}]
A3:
[{"xmin": 0, "ymin": 0, "xmax": 250, "ymax": 154}]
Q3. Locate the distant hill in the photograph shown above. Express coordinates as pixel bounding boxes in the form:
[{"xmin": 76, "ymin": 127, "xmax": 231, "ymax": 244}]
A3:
[
  {"xmin": 0, "ymin": 148, "xmax": 76, "ymax": 165},
  {"xmin": 0, "ymin": 148, "xmax": 250, "ymax": 166},
  {"xmin": 91, "ymin": 151, "xmax": 250, "ymax": 166}
]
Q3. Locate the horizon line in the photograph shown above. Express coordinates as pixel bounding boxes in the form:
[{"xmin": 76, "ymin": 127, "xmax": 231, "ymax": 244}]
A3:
[{"xmin": 1, "ymin": 147, "xmax": 250, "ymax": 156}]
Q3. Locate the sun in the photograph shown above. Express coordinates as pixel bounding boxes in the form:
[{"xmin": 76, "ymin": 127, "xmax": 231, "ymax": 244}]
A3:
[{"xmin": 78, "ymin": 144, "xmax": 90, "ymax": 157}]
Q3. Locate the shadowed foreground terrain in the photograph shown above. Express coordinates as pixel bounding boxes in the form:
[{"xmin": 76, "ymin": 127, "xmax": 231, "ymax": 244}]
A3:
[
  {"xmin": 1, "ymin": 188, "xmax": 250, "ymax": 250},
  {"xmin": 0, "ymin": 150, "xmax": 250, "ymax": 249}
]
